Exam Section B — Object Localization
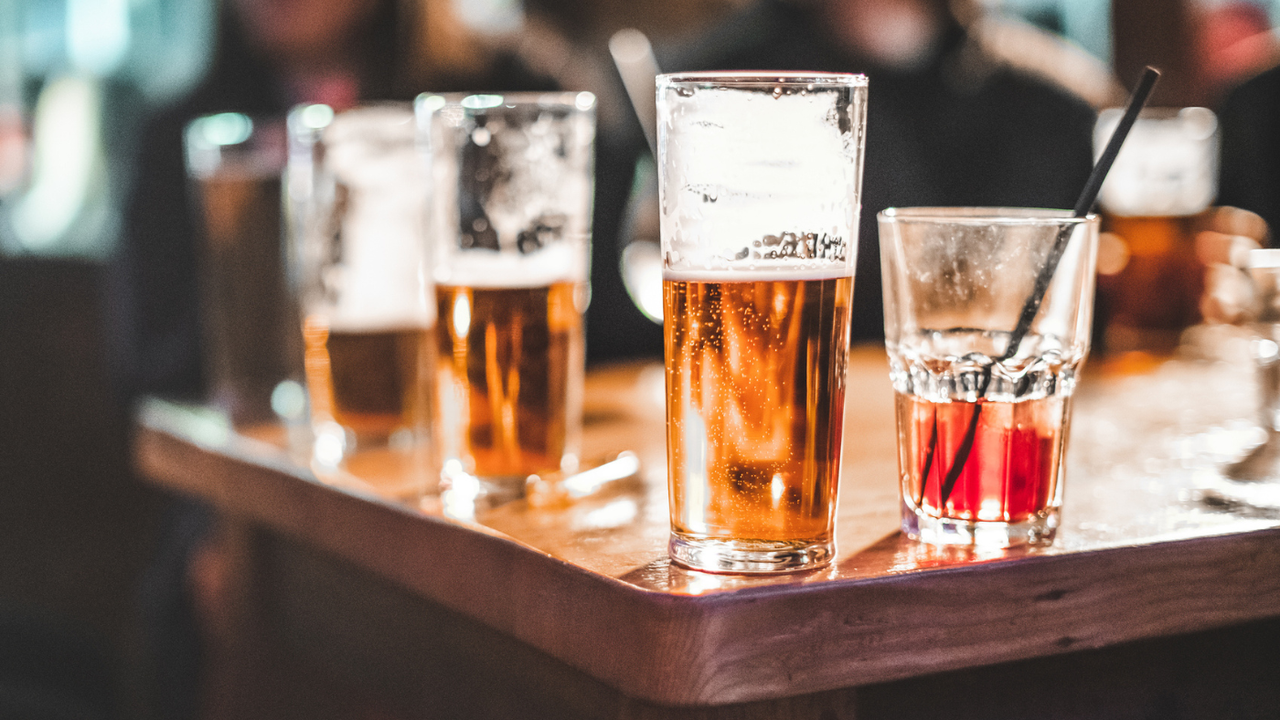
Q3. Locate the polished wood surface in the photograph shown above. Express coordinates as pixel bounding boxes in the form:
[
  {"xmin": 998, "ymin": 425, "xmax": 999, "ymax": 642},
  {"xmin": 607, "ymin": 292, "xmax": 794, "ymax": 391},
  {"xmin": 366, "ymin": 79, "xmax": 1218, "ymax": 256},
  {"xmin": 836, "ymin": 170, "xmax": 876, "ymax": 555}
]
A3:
[{"xmin": 135, "ymin": 344, "xmax": 1280, "ymax": 707}]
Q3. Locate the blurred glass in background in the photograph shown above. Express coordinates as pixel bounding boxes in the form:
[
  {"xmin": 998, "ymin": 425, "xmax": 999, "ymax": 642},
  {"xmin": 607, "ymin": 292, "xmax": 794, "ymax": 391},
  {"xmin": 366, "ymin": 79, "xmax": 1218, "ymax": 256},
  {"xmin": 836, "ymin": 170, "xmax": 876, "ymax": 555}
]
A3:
[{"xmin": 1093, "ymin": 107, "xmax": 1220, "ymax": 353}]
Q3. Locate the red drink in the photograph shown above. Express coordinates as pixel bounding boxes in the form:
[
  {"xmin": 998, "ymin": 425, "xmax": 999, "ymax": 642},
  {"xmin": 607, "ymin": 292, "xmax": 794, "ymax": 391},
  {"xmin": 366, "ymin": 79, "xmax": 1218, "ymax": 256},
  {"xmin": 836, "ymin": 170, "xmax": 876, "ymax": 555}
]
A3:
[{"xmin": 895, "ymin": 392, "xmax": 1068, "ymax": 525}]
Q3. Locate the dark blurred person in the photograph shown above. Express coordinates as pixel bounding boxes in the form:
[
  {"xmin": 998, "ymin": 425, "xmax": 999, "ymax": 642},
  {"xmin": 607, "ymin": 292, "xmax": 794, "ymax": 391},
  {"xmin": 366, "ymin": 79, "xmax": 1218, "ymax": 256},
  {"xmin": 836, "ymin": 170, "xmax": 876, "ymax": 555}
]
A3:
[
  {"xmin": 1219, "ymin": 62, "xmax": 1280, "ymax": 243},
  {"xmin": 111, "ymin": 2, "xmax": 551, "ymax": 718},
  {"xmin": 113, "ymin": 0, "xmax": 549, "ymax": 402},
  {"xmin": 608, "ymin": 0, "xmax": 1097, "ymax": 351}
]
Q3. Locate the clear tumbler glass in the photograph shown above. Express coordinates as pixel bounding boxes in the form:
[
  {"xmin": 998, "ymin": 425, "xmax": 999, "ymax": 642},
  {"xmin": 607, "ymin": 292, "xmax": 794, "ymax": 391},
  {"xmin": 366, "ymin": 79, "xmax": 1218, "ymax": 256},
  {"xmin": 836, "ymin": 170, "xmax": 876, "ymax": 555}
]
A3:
[{"xmin": 879, "ymin": 208, "xmax": 1099, "ymax": 547}]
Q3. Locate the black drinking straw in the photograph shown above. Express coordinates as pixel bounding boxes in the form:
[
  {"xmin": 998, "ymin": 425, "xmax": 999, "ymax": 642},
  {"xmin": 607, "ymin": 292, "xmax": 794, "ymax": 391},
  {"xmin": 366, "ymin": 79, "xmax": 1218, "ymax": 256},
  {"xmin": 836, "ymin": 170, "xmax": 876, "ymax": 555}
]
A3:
[{"xmin": 929, "ymin": 67, "xmax": 1161, "ymax": 506}]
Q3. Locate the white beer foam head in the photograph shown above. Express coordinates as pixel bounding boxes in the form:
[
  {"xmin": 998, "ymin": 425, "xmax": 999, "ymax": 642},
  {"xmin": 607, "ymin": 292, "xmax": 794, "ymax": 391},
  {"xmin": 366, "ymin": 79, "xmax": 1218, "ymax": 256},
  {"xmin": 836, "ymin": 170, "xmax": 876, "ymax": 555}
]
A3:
[
  {"xmin": 658, "ymin": 82, "xmax": 862, "ymax": 273},
  {"xmin": 321, "ymin": 106, "xmax": 434, "ymax": 330},
  {"xmin": 326, "ymin": 216, "xmax": 433, "ymax": 331},
  {"xmin": 427, "ymin": 99, "xmax": 594, "ymax": 261},
  {"xmin": 1096, "ymin": 107, "xmax": 1218, "ymax": 217},
  {"xmin": 435, "ymin": 242, "xmax": 585, "ymax": 288}
]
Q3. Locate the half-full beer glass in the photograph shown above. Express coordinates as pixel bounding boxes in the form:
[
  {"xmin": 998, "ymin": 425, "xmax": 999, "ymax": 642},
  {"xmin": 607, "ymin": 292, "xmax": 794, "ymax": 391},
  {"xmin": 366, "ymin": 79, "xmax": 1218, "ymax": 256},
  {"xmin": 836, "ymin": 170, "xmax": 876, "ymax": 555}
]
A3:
[
  {"xmin": 287, "ymin": 103, "xmax": 436, "ymax": 498},
  {"xmin": 657, "ymin": 73, "xmax": 867, "ymax": 573},
  {"xmin": 418, "ymin": 92, "xmax": 595, "ymax": 497},
  {"xmin": 1094, "ymin": 107, "xmax": 1218, "ymax": 352},
  {"xmin": 880, "ymin": 208, "xmax": 1099, "ymax": 547}
]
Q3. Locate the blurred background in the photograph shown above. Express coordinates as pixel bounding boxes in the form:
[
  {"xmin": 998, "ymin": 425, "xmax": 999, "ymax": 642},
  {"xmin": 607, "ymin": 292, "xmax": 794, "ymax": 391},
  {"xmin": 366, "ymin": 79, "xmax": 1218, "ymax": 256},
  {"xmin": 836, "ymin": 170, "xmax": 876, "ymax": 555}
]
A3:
[{"xmin": 2, "ymin": 0, "xmax": 1279, "ymax": 718}]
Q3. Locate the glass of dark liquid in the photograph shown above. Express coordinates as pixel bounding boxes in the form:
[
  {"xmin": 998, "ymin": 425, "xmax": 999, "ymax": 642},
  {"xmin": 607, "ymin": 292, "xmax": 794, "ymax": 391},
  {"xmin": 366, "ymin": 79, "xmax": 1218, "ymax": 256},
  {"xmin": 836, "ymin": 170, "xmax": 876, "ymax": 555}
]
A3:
[{"xmin": 185, "ymin": 113, "xmax": 305, "ymax": 430}]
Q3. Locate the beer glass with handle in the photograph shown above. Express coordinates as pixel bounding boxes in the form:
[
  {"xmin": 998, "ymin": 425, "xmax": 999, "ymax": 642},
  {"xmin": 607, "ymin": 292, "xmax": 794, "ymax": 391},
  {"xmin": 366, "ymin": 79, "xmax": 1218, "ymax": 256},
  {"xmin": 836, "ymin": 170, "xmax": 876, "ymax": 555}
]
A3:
[
  {"xmin": 418, "ymin": 92, "xmax": 595, "ymax": 500},
  {"xmin": 657, "ymin": 73, "xmax": 868, "ymax": 573},
  {"xmin": 287, "ymin": 103, "xmax": 437, "ymax": 499}
]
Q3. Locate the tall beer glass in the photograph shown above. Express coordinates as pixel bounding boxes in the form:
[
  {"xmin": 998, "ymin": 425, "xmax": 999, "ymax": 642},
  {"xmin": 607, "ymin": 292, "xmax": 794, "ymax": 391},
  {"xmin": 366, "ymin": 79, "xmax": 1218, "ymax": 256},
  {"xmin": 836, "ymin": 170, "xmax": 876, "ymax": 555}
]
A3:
[
  {"xmin": 1094, "ymin": 107, "xmax": 1218, "ymax": 353},
  {"xmin": 418, "ymin": 92, "xmax": 595, "ymax": 497},
  {"xmin": 185, "ymin": 113, "xmax": 305, "ymax": 428},
  {"xmin": 287, "ymin": 103, "xmax": 436, "ymax": 498},
  {"xmin": 657, "ymin": 73, "xmax": 867, "ymax": 573}
]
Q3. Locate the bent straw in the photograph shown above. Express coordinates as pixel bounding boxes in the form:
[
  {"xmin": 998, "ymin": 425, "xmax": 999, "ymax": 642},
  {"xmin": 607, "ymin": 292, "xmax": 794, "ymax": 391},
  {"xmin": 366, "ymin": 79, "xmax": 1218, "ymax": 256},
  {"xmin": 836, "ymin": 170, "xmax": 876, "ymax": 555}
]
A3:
[{"xmin": 930, "ymin": 67, "xmax": 1161, "ymax": 506}]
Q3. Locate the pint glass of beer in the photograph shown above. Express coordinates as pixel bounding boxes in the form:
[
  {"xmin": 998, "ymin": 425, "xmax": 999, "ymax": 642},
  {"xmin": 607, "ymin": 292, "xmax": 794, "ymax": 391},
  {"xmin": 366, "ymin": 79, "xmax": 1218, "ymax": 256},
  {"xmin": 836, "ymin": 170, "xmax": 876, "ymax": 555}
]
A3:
[
  {"xmin": 286, "ymin": 103, "xmax": 436, "ymax": 498},
  {"xmin": 418, "ymin": 92, "xmax": 595, "ymax": 496},
  {"xmin": 1094, "ymin": 107, "xmax": 1218, "ymax": 353},
  {"xmin": 185, "ymin": 113, "xmax": 306, "ymax": 429},
  {"xmin": 656, "ymin": 73, "xmax": 867, "ymax": 573}
]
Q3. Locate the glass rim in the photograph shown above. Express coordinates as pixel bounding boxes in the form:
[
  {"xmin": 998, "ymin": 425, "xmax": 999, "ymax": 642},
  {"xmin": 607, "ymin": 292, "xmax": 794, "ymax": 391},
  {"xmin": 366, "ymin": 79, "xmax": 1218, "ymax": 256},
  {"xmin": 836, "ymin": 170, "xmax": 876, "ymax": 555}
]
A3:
[
  {"xmin": 656, "ymin": 71, "xmax": 868, "ymax": 88},
  {"xmin": 185, "ymin": 112, "xmax": 284, "ymax": 149},
  {"xmin": 1097, "ymin": 106, "xmax": 1213, "ymax": 120},
  {"xmin": 287, "ymin": 100, "xmax": 412, "ymax": 128},
  {"xmin": 414, "ymin": 91, "xmax": 597, "ymax": 113},
  {"xmin": 878, "ymin": 207, "xmax": 1098, "ymax": 226}
]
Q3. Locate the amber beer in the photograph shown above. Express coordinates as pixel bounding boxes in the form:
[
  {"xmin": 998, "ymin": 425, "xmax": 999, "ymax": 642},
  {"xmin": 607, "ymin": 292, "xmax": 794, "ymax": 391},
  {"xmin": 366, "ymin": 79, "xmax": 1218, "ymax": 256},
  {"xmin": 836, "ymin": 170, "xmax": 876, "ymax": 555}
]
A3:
[
  {"xmin": 195, "ymin": 173, "xmax": 304, "ymax": 425},
  {"xmin": 435, "ymin": 281, "xmax": 583, "ymax": 481},
  {"xmin": 1096, "ymin": 213, "xmax": 1204, "ymax": 352},
  {"xmin": 302, "ymin": 316, "xmax": 435, "ymax": 440},
  {"xmin": 664, "ymin": 271, "xmax": 853, "ymax": 558}
]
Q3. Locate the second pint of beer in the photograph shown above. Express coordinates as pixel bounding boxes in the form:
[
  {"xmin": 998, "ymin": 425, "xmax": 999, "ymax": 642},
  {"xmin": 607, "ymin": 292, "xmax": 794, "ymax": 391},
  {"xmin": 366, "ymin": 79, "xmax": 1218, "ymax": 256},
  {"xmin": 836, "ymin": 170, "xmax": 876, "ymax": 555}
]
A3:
[
  {"xmin": 287, "ymin": 103, "xmax": 437, "ymax": 498},
  {"xmin": 657, "ymin": 73, "xmax": 867, "ymax": 573},
  {"xmin": 420, "ymin": 92, "xmax": 595, "ymax": 495}
]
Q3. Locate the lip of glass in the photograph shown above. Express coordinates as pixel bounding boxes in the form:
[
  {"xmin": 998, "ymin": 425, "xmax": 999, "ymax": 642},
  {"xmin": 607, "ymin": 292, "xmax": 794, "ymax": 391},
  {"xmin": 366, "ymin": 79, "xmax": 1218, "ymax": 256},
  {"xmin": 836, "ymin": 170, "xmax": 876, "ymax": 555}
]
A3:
[
  {"xmin": 878, "ymin": 207, "xmax": 1097, "ymax": 226},
  {"xmin": 414, "ymin": 91, "xmax": 596, "ymax": 112},
  {"xmin": 657, "ymin": 71, "xmax": 868, "ymax": 89}
]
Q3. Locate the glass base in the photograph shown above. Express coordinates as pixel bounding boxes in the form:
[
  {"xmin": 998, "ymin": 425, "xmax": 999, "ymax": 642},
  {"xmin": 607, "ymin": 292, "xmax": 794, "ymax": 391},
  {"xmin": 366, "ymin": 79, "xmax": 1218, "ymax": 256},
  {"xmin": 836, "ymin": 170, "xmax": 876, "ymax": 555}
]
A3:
[
  {"xmin": 668, "ymin": 534, "xmax": 833, "ymax": 574},
  {"xmin": 437, "ymin": 461, "xmax": 528, "ymax": 521},
  {"xmin": 1224, "ymin": 434, "xmax": 1280, "ymax": 485},
  {"xmin": 902, "ymin": 500, "xmax": 1058, "ymax": 548},
  {"xmin": 1198, "ymin": 440, "xmax": 1280, "ymax": 514}
]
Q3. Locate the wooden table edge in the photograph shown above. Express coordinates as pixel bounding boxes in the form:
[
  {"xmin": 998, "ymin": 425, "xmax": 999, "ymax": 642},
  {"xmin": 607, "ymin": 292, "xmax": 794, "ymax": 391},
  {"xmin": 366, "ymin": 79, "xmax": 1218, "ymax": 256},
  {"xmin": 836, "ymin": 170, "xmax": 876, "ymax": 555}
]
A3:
[{"xmin": 133, "ymin": 408, "xmax": 1280, "ymax": 707}]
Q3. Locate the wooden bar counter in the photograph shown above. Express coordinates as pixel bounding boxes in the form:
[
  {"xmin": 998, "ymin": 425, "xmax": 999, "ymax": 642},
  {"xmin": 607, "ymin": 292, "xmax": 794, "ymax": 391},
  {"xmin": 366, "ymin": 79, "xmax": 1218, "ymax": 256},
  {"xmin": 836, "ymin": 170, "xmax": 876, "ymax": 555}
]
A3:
[{"xmin": 134, "ymin": 344, "xmax": 1280, "ymax": 719}]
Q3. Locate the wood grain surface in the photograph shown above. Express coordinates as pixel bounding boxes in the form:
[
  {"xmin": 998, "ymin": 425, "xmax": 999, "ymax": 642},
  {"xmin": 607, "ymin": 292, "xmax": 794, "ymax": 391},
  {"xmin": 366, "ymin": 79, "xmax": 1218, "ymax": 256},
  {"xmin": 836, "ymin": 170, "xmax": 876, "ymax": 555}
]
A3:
[{"xmin": 135, "ymin": 345, "xmax": 1280, "ymax": 707}]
